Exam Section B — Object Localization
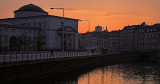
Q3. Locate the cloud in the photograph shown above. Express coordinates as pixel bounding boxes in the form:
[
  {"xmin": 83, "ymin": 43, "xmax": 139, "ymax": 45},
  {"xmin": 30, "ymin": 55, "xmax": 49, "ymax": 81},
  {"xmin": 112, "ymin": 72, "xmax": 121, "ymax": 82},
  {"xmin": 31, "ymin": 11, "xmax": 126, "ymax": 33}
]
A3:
[
  {"xmin": 65, "ymin": 8, "xmax": 80, "ymax": 11},
  {"xmin": 46, "ymin": 7, "xmax": 142, "ymax": 19},
  {"xmin": 64, "ymin": 8, "xmax": 111, "ymax": 16},
  {"xmin": 64, "ymin": 9, "xmax": 139, "ymax": 17}
]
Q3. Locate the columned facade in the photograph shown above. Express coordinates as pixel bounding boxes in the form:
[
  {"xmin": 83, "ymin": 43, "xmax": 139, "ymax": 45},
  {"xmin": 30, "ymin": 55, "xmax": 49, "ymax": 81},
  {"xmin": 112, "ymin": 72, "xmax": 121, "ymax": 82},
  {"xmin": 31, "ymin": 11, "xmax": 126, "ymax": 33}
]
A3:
[{"xmin": 0, "ymin": 4, "xmax": 79, "ymax": 53}]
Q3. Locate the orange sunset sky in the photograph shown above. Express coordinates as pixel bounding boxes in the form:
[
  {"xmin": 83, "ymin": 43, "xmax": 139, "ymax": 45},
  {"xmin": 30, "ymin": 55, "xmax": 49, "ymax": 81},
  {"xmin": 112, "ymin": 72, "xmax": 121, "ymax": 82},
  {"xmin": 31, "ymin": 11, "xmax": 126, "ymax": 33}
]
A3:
[{"xmin": 0, "ymin": 0, "xmax": 160, "ymax": 33}]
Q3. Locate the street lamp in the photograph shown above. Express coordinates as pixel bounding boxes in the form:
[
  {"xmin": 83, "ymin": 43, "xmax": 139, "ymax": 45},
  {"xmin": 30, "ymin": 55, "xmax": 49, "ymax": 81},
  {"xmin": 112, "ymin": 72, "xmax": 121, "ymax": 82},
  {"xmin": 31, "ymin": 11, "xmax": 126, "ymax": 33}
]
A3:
[
  {"xmin": 79, "ymin": 20, "xmax": 91, "ymax": 49},
  {"xmin": 50, "ymin": 8, "xmax": 64, "ymax": 52}
]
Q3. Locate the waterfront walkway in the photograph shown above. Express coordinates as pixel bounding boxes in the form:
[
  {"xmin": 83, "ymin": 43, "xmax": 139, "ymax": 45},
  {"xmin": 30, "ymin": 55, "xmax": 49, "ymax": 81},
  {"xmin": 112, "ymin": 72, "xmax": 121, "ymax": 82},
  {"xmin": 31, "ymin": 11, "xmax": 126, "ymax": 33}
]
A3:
[{"xmin": 0, "ymin": 51, "xmax": 101, "ymax": 63}]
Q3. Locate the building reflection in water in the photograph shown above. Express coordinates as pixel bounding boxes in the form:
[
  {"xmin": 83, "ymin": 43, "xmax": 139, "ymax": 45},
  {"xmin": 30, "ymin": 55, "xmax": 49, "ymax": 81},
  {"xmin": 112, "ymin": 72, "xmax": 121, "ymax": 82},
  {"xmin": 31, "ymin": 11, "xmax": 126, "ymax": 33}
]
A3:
[
  {"xmin": 25, "ymin": 62, "xmax": 160, "ymax": 84},
  {"xmin": 78, "ymin": 63, "xmax": 160, "ymax": 84}
]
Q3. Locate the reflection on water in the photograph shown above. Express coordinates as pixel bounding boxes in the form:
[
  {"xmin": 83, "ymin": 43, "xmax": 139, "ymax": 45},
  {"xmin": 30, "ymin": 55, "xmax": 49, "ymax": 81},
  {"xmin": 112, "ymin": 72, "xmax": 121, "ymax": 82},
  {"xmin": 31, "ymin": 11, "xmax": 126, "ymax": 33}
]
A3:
[
  {"xmin": 30, "ymin": 62, "xmax": 160, "ymax": 84},
  {"xmin": 78, "ymin": 62, "xmax": 160, "ymax": 84}
]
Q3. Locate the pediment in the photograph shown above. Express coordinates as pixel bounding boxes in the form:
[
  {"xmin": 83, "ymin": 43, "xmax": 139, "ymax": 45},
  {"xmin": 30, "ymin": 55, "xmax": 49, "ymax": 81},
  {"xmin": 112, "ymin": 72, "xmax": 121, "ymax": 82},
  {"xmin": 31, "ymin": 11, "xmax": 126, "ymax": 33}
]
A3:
[{"xmin": 57, "ymin": 26, "xmax": 77, "ymax": 32}]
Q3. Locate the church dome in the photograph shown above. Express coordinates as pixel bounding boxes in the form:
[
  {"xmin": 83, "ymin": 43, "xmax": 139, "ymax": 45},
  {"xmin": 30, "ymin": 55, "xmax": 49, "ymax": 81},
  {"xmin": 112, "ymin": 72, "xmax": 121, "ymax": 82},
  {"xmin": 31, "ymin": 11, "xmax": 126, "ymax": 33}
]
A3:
[
  {"xmin": 14, "ymin": 4, "xmax": 48, "ymax": 18},
  {"xmin": 95, "ymin": 24, "xmax": 102, "ymax": 32},
  {"xmin": 14, "ymin": 4, "xmax": 47, "ymax": 13},
  {"xmin": 95, "ymin": 24, "xmax": 102, "ymax": 28}
]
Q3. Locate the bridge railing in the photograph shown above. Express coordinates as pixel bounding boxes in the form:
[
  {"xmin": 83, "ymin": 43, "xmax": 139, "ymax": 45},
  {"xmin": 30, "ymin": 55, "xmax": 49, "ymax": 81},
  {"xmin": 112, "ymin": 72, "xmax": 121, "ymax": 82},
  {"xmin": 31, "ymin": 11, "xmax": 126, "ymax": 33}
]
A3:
[{"xmin": 0, "ymin": 51, "xmax": 101, "ymax": 63}]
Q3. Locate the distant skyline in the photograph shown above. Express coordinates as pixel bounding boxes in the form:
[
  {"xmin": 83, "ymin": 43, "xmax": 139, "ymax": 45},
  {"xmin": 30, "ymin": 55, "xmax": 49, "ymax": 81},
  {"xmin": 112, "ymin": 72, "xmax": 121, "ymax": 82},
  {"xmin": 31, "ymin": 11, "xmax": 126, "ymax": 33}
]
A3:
[{"xmin": 0, "ymin": 0, "xmax": 160, "ymax": 33}]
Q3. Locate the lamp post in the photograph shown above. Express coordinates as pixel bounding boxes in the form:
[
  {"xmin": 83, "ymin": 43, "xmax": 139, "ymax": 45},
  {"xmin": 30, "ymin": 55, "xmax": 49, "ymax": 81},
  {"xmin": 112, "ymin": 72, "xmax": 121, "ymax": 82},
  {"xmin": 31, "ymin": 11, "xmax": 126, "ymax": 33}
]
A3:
[
  {"xmin": 79, "ymin": 20, "xmax": 91, "ymax": 49},
  {"xmin": 50, "ymin": 8, "xmax": 64, "ymax": 52}
]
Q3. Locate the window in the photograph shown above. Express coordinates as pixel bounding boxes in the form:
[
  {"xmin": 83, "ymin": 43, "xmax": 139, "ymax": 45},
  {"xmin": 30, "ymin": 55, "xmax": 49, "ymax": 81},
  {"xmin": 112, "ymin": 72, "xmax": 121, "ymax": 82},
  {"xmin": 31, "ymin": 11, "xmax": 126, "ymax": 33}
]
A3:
[
  {"xmin": 43, "ymin": 31, "xmax": 45, "ymax": 34},
  {"xmin": 5, "ymin": 28, "xmax": 7, "ymax": 32},
  {"xmin": 21, "ymin": 23, "xmax": 26, "ymax": 26},
  {"xmin": 139, "ymin": 30, "xmax": 141, "ymax": 32},
  {"xmin": 33, "ymin": 37, "xmax": 37, "ymax": 43},
  {"xmin": 12, "ymin": 28, "xmax": 15, "ymax": 32},
  {"xmin": 38, "ymin": 22, "xmax": 41, "ymax": 27},
  {"xmin": 28, "ymin": 23, "xmax": 31, "ymax": 26},
  {"xmin": 0, "ymin": 35, "xmax": 1, "ymax": 42},
  {"xmin": 42, "ymin": 21, "xmax": 46, "ymax": 28},
  {"xmin": 33, "ymin": 22, "xmax": 37, "ymax": 27},
  {"xmin": 28, "ymin": 37, "xmax": 31, "ymax": 43},
  {"xmin": 4, "ymin": 35, "xmax": 8, "ymax": 43}
]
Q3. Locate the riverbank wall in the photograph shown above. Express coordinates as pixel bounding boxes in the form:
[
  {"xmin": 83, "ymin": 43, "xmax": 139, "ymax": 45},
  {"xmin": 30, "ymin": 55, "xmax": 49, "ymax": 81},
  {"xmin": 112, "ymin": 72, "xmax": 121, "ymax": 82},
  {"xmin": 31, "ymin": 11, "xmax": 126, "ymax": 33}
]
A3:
[{"xmin": 0, "ymin": 54, "xmax": 150, "ymax": 84}]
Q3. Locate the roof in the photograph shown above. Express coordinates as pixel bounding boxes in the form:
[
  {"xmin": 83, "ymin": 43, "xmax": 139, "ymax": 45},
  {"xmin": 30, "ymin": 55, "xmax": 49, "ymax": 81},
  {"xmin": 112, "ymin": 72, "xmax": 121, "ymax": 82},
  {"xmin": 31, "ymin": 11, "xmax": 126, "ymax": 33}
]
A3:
[
  {"xmin": 14, "ymin": 4, "xmax": 48, "ymax": 14},
  {"xmin": 0, "ymin": 15, "xmax": 79, "ymax": 21}
]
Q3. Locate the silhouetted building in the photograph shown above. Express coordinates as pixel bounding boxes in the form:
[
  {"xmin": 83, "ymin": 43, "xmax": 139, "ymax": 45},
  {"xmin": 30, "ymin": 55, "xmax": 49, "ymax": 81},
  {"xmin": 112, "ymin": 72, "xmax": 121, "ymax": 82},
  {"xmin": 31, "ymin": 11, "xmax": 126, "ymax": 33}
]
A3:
[
  {"xmin": 79, "ymin": 32, "xmax": 104, "ymax": 50},
  {"xmin": 79, "ymin": 25, "xmax": 108, "ymax": 50},
  {"xmin": 107, "ymin": 30, "xmax": 120, "ymax": 52},
  {"xmin": 79, "ymin": 22, "xmax": 160, "ymax": 52},
  {"xmin": 120, "ymin": 25, "xmax": 135, "ymax": 51},
  {"xmin": 0, "ymin": 4, "xmax": 79, "ymax": 52},
  {"xmin": 120, "ymin": 22, "xmax": 160, "ymax": 52},
  {"xmin": 135, "ymin": 24, "xmax": 160, "ymax": 51}
]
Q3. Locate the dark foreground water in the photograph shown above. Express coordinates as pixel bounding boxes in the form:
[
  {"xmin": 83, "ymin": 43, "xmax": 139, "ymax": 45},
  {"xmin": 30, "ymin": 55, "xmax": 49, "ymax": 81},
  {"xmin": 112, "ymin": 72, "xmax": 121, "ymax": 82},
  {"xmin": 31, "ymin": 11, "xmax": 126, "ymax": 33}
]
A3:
[{"xmin": 26, "ymin": 62, "xmax": 160, "ymax": 84}]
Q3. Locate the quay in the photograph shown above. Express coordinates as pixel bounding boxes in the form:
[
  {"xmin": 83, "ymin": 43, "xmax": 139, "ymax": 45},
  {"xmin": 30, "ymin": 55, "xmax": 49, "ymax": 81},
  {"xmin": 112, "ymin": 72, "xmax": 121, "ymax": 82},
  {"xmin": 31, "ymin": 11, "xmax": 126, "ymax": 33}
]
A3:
[{"xmin": 0, "ymin": 52, "xmax": 150, "ymax": 84}]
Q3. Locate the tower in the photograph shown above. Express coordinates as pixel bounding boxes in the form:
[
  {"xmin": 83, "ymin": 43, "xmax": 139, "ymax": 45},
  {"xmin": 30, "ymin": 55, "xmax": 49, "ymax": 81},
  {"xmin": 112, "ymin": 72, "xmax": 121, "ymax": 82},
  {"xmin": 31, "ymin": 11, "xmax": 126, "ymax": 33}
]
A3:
[
  {"xmin": 105, "ymin": 25, "xmax": 108, "ymax": 32},
  {"xmin": 95, "ymin": 24, "xmax": 102, "ymax": 32}
]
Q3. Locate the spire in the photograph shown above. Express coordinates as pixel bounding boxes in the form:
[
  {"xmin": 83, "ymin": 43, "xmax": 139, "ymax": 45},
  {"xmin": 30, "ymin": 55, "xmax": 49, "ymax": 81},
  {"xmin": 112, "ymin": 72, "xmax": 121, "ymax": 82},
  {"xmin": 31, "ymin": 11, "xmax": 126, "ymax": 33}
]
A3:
[{"xmin": 105, "ymin": 25, "xmax": 108, "ymax": 32}]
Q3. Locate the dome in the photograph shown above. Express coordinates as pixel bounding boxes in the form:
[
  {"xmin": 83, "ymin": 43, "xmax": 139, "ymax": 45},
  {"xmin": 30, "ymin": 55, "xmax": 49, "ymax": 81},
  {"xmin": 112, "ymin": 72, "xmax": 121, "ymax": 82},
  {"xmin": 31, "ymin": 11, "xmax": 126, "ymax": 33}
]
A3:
[
  {"xmin": 14, "ymin": 4, "xmax": 47, "ymax": 13},
  {"xmin": 95, "ymin": 24, "xmax": 102, "ymax": 32},
  {"xmin": 95, "ymin": 24, "xmax": 102, "ymax": 28},
  {"xmin": 14, "ymin": 4, "xmax": 48, "ymax": 18}
]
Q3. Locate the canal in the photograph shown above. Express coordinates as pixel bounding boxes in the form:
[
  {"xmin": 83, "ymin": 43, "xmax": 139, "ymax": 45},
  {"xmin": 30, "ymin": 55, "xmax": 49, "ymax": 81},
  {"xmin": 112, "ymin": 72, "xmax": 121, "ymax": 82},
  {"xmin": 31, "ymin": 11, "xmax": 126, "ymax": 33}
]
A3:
[{"xmin": 17, "ymin": 61, "xmax": 160, "ymax": 84}]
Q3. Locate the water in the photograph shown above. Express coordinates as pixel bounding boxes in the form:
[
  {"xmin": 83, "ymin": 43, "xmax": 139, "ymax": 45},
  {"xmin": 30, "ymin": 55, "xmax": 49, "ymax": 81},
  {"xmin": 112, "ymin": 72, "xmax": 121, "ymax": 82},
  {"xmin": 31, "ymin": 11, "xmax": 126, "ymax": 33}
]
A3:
[{"xmin": 27, "ymin": 62, "xmax": 160, "ymax": 84}]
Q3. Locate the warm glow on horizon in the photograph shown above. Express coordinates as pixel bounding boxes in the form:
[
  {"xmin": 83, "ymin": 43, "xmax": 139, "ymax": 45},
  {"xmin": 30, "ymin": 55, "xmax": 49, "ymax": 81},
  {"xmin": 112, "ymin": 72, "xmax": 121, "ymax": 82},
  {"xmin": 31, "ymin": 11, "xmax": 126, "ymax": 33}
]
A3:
[{"xmin": 0, "ymin": 0, "xmax": 160, "ymax": 33}]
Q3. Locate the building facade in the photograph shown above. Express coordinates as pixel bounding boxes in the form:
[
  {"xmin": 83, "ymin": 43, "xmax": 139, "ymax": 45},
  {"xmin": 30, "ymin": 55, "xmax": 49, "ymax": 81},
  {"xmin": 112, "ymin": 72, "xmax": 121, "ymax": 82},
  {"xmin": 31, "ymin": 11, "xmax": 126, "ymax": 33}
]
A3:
[
  {"xmin": 0, "ymin": 24, "xmax": 42, "ymax": 52},
  {"xmin": 79, "ymin": 22, "xmax": 160, "ymax": 53},
  {"xmin": 79, "ymin": 25, "xmax": 109, "ymax": 50},
  {"xmin": 120, "ymin": 22, "xmax": 160, "ymax": 52},
  {"xmin": 107, "ymin": 30, "xmax": 120, "ymax": 52},
  {"xmin": 0, "ymin": 4, "xmax": 79, "ymax": 52}
]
